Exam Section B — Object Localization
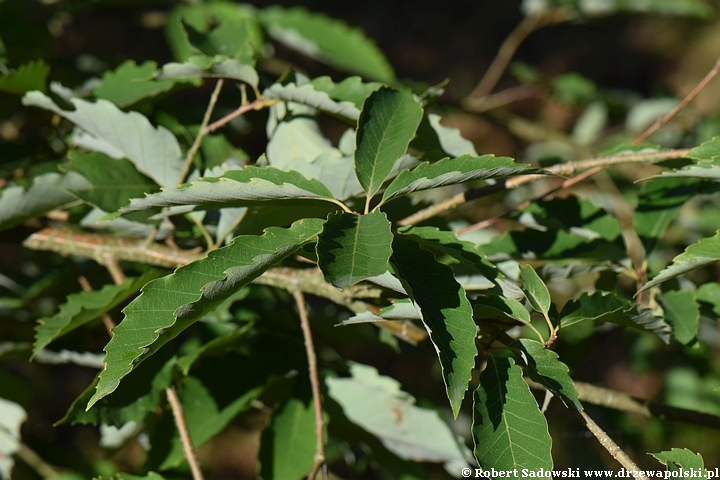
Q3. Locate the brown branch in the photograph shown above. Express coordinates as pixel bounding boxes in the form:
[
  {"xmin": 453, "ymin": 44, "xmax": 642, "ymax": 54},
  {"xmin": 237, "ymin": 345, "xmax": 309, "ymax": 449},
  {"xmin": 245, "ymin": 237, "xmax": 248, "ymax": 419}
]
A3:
[
  {"xmin": 293, "ymin": 291, "xmax": 328, "ymax": 480},
  {"xmin": 634, "ymin": 56, "xmax": 720, "ymax": 145},
  {"xmin": 206, "ymin": 96, "xmax": 271, "ymax": 133},
  {"xmin": 166, "ymin": 386, "xmax": 205, "ymax": 480},
  {"xmin": 463, "ymin": 85, "xmax": 539, "ymax": 112},
  {"xmin": 17, "ymin": 442, "xmax": 60, "ymax": 478},
  {"xmin": 579, "ymin": 410, "xmax": 648, "ymax": 479}
]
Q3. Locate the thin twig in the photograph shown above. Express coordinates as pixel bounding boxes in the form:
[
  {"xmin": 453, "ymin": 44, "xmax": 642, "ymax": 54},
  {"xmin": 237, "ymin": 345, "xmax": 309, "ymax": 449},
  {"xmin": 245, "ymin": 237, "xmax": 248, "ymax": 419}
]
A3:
[
  {"xmin": 463, "ymin": 85, "xmax": 539, "ymax": 112},
  {"xmin": 77, "ymin": 275, "xmax": 115, "ymax": 334},
  {"xmin": 398, "ymin": 148, "xmax": 691, "ymax": 227},
  {"xmin": 579, "ymin": 410, "xmax": 648, "ymax": 479},
  {"xmin": 464, "ymin": 12, "xmax": 554, "ymax": 102},
  {"xmin": 206, "ymin": 96, "xmax": 270, "ymax": 133},
  {"xmin": 17, "ymin": 442, "xmax": 59, "ymax": 478},
  {"xmin": 178, "ymin": 79, "xmax": 225, "ymax": 185},
  {"xmin": 166, "ymin": 386, "xmax": 205, "ymax": 480},
  {"xmin": 102, "ymin": 254, "xmax": 126, "ymax": 285},
  {"xmin": 634, "ymin": 56, "xmax": 720, "ymax": 145},
  {"xmin": 292, "ymin": 291, "xmax": 327, "ymax": 480}
]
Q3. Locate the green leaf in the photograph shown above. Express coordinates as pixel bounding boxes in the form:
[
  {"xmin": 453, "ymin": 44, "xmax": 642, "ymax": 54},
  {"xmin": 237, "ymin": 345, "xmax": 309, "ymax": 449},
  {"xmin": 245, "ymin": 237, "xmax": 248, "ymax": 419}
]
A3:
[
  {"xmin": 381, "ymin": 154, "xmax": 534, "ymax": 204},
  {"xmin": 94, "ymin": 60, "xmax": 179, "ymax": 107},
  {"xmin": 355, "ymin": 87, "xmax": 423, "ymax": 201},
  {"xmin": 58, "ymin": 349, "xmax": 176, "ymax": 427},
  {"xmin": 0, "ymin": 398, "xmax": 26, "ymax": 479},
  {"xmin": 176, "ymin": 322, "xmax": 254, "ymax": 376},
  {"xmin": 559, "ymin": 291, "xmax": 672, "ymax": 343},
  {"xmin": 634, "ymin": 177, "xmax": 699, "ymax": 256},
  {"xmin": 343, "ymin": 299, "xmax": 421, "ymax": 325},
  {"xmin": 263, "ymin": 82, "xmax": 360, "ymax": 121},
  {"xmin": 412, "ymin": 113, "xmax": 479, "ymax": 161},
  {"xmin": 686, "ymin": 135, "xmax": 720, "ymax": 161},
  {"xmin": 640, "ymin": 231, "xmax": 720, "ymax": 293},
  {"xmin": 33, "ymin": 272, "xmax": 161, "ymax": 358},
  {"xmin": 266, "ymin": 103, "xmax": 335, "ymax": 169},
  {"xmin": 697, "ymin": 282, "xmax": 720, "ymax": 317},
  {"xmin": 22, "ymin": 91, "xmax": 184, "ymax": 187},
  {"xmin": 113, "ymin": 473, "xmax": 166, "ymax": 480},
  {"xmin": 511, "ymin": 338, "xmax": 582, "ymax": 410},
  {"xmin": 390, "ymin": 234, "xmax": 477, "ymax": 417},
  {"xmin": 651, "ymin": 448, "xmax": 705, "ymax": 472},
  {"xmin": 473, "ymin": 295, "xmax": 532, "ymax": 325},
  {"xmin": 317, "ymin": 211, "xmax": 393, "ymax": 289},
  {"xmin": 157, "ymin": 55, "xmax": 258, "ymax": 87},
  {"xmin": 65, "ymin": 150, "xmax": 160, "ymax": 214},
  {"xmin": 117, "ymin": 167, "xmax": 338, "ymax": 216},
  {"xmin": 327, "ymin": 362, "xmax": 469, "ymax": 467},
  {"xmin": 473, "ymin": 356, "xmax": 553, "ymax": 471},
  {"xmin": 659, "ymin": 290, "xmax": 699, "ymax": 345},
  {"xmin": 398, "ymin": 226, "xmax": 499, "ymax": 281},
  {"xmin": 259, "ymin": 6, "xmax": 395, "ymax": 82},
  {"xmin": 309, "ymin": 75, "xmax": 383, "ymax": 109},
  {"xmin": 259, "ymin": 396, "xmax": 317, "ymax": 480},
  {"xmin": 0, "ymin": 60, "xmax": 49, "ymax": 94},
  {"xmin": 519, "ymin": 265, "xmax": 552, "ymax": 316},
  {"xmin": 0, "ymin": 172, "xmax": 88, "ymax": 232},
  {"xmin": 87, "ymin": 218, "xmax": 325, "ymax": 409}
]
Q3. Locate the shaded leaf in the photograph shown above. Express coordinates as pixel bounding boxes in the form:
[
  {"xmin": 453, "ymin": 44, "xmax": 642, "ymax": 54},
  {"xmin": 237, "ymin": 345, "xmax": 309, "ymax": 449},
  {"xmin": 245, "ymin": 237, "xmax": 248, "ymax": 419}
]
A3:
[
  {"xmin": 118, "ymin": 167, "xmax": 338, "ymax": 216},
  {"xmin": 0, "ymin": 172, "xmax": 88, "ymax": 232},
  {"xmin": 65, "ymin": 150, "xmax": 160, "ymax": 215},
  {"xmin": 263, "ymin": 82, "xmax": 360, "ymax": 121},
  {"xmin": 23, "ymin": 90, "xmax": 184, "ymax": 187},
  {"xmin": 279, "ymin": 151, "xmax": 363, "ymax": 201},
  {"xmin": 0, "ymin": 60, "xmax": 49, "ymax": 95},
  {"xmin": 634, "ymin": 177, "xmax": 699, "ymax": 256},
  {"xmin": 326, "ymin": 362, "xmax": 469, "ymax": 466},
  {"xmin": 390, "ymin": 234, "xmax": 476, "ymax": 417},
  {"xmin": 157, "ymin": 55, "xmax": 258, "ymax": 87},
  {"xmin": 259, "ymin": 397, "xmax": 316, "ymax": 480},
  {"xmin": 651, "ymin": 448, "xmax": 705, "ymax": 472},
  {"xmin": 381, "ymin": 154, "xmax": 534, "ymax": 204},
  {"xmin": 94, "ymin": 60, "xmax": 179, "ymax": 107},
  {"xmin": 260, "ymin": 6, "xmax": 395, "ymax": 82},
  {"xmin": 659, "ymin": 290, "xmax": 699, "ymax": 345},
  {"xmin": 309, "ymin": 75, "xmax": 383, "ymax": 108},
  {"xmin": 88, "ymin": 218, "xmax": 325, "ymax": 409},
  {"xmin": 317, "ymin": 211, "xmax": 393, "ymax": 289},
  {"xmin": 266, "ymin": 103, "xmax": 335, "ymax": 169},
  {"xmin": 697, "ymin": 282, "xmax": 720, "ymax": 317},
  {"xmin": 33, "ymin": 272, "xmax": 161, "ymax": 357},
  {"xmin": 640, "ymin": 231, "xmax": 720, "ymax": 293},
  {"xmin": 113, "ymin": 473, "xmax": 166, "ymax": 480},
  {"xmin": 519, "ymin": 264, "xmax": 551, "ymax": 316},
  {"xmin": 473, "ymin": 295, "xmax": 532, "ymax": 325},
  {"xmin": 355, "ymin": 87, "xmax": 423, "ymax": 201},
  {"xmin": 176, "ymin": 322, "xmax": 254, "ymax": 376},
  {"xmin": 473, "ymin": 356, "xmax": 553, "ymax": 471},
  {"xmin": 343, "ymin": 299, "xmax": 421, "ymax": 325},
  {"xmin": 511, "ymin": 338, "xmax": 582, "ymax": 410}
]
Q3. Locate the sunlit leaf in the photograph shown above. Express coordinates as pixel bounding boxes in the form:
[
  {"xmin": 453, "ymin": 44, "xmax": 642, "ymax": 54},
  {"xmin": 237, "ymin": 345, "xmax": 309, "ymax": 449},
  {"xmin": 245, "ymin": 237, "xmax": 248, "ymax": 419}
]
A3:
[
  {"xmin": 0, "ymin": 398, "xmax": 26, "ymax": 479},
  {"xmin": 519, "ymin": 264, "xmax": 551, "ymax": 317},
  {"xmin": 473, "ymin": 356, "xmax": 553, "ymax": 471},
  {"xmin": 88, "ymin": 218, "xmax": 325, "ymax": 409},
  {"xmin": 640, "ymin": 231, "xmax": 720, "ymax": 293},
  {"xmin": 22, "ymin": 91, "xmax": 184, "ymax": 187},
  {"xmin": 391, "ymin": 234, "xmax": 476, "ymax": 417},
  {"xmin": 263, "ymin": 82, "xmax": 360, "ymax": 121},
  {"xmin": 317, "ymin": 211, "xmax": 393, "ymax": 289},
  {"xmin": 94, "ymin": 60, "xmax": 180, "ymax": 107},
  {"xmin": 309, "ymin": 75, "xmax": 383, "ymax": 108},
  {"xmin": 157, "ymin": 55, "xmax": 258, "ymax": 87}
]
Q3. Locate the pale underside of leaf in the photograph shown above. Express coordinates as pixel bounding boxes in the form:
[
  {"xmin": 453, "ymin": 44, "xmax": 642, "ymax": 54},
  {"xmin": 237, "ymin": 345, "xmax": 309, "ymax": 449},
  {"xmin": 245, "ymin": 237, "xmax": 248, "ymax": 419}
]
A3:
[
  {"xmin": 87, "ymin": 218, "xmax": 325, "ymax": 409},
  {"xmin": 263, "ymin": 82, "xmax": 360, "ymax": 121}
]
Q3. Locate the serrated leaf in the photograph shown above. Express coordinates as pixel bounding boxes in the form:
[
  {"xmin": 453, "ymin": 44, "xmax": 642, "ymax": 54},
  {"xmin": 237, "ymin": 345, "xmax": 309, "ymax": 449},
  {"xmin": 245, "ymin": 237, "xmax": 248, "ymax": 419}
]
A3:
[
  {"xmin": 22, "ymin": 91, "xmax": 184, "ymax": 187},
  {"xmin": 398, "ymin": 226, "xmax": 499, "ymax": 282},
  {"xmin": 511, "ymin": 338, "xmax": 582, "ymax": 410},
  {"xmin": 640, "ymin": 231, "xmax": 720, "ymax": 293},
  {"xmin": 260, "ymin": 6, "xmax": 395, "ymax": 82},
  {"xmin": 473, "ymin": 356, "xmax": 553, "ymax": 471},
  {"xmin": 343, "ymin": 299, "xmax": 421, "ymax": 325},
  {"xmin": 94, "ymin": 60, "xmax": 179, "ymax": 107},
  {"xmin": 659, "ymin": 290, "xmax": 699, "ymax": 345},
  {"xmin": 651, "ymin": 448, "xmax": 705, "ymax": 472},
  {"xmin": 118, "ymin": 167, "xmax": 338, "ymax": 216},
  {"xmin": 317, "ymin": 211, "xmax": 393, "ymax": 289},
  {"xmin": 326, "ymin": 362, "xmax": 469, "ymax": 466},
  {"xmin": 58, "ymin": 349, "xmax": 176, "ymax": 427},
  {"xmin": 412, "ymin": 113, "xmax": 479, "ymax": 161},
  {"xmin": 559, "ymin": 291, "xmax": 672, "ymax": 343},
  {"xmin": 33, "ymin": 272, "xmax": 161, "ymax": 357},
  {"xmin": 473, "ymin": 295, "xmax": 532, "ymax": 325},
  {"xmin": 309, "ymin": 75, "xmax": 383, "ymax": 108},
  {"xmin": 519, "ymin": 265, "xmax": 551, "ymax": 316},
  {"xmin": 0, "ymin": 60, "xmax": 49, "ymax": 94},
  {"xmin": 634, "ymin": 177, "xmax": 698, "ymax": 256},
  {"xmin": 279, "ymin": 151, "xmax": 363, "ymax": 201},
  {"xmin": 263, "ymin": 82, "xmax": 360, "ymax": 121},
  {"xmin": 381, "ymin": 154, "xmax": 534, "ymax": 204},
  {"xmin": 157, "ymin": 55, "xmax": 258, "ymax": 87},
  {"xmin": 87, "ymin": 218, "xmax": 325, "ymax": 409},
  {"xmin": 355, "ymin": 87, "xmax": 423, "ymax": 201},
  {"xmin": 259, "ymin": 396, "xmax": 316, "ymax": 480},
  {"xmin": 182, "ymin": 18, "xmax": 258, "ymax": 64},
  {"xmin": 65, "ymin": 150, "xmax": 160, "ymax": 214},
  {"xmin": 390, "ymin": 234, "xmax": 476, "ymax": 417},
  {"xmin": 0, "ymin": 172, "xmax": 88, "ymax": 232}
]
